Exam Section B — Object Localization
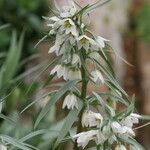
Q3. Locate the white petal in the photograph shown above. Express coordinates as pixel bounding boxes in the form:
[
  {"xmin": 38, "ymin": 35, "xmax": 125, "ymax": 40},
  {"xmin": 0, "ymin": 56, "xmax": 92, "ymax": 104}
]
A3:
[
  {"xmin": 50, "ymin": 65, "xmax": 60, "ymax": 75},
  {"xmin": 96, "ymin": 36, "xmax": 109, "ymax": 49},
  {"xmin": 49, "ymin": 16, "xmax": 60, "ymax": 22},
  {"xmin": 115, "ymin": 144, "xmax": 127, "ymax": 150},
  {"xmin": 48, "ymin": 44, "xmax": 58, "ymax": 53},
  {"xmin": 62, "ymin": 94, "xmax": 78, "ymax": 109},
  {"xmin": 91, "ymin": 70, "xmax": 104, "ymax": 84},
  {"xmin": 0, "ymin": 145, "xmax": 7, "ymax": 150},
  {"xmin": 111, "ymin": 121, "xmax": 122, "ymax": 133},
  {"xmin": 73, "ymin": 130, "xmax": 98, "ymax": 149},
  {"xmin": 82, "ymin": 110, "xmax": 103, "ymax": 128}
]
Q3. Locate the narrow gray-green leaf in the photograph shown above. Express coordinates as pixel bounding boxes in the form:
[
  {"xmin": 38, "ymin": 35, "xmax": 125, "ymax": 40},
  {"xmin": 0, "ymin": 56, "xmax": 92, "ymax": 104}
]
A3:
[
  {"xmin": 0, "ymin": 113, "xmax": 16, "ymax": 124},
  {"xmin": 53, "ymin": 101, "xmax": 83, "ymax": 149},
  {"xmin": 0, "ymin": 24, "xmax": 10, "ymax": 30},
  {"xmin": 20, "ymin": 90, "xmax": 56, "ymax": 114},
  {"xmin": 34, "ymin": 80, "xmax": 79, "ymax": 129},
  {"xmin": 120, "ymin": 137, "xmax": 145, "ymax": 150},
  {"xmin": 20, "ymin": 129, "xmax": 59, "ymax": 142},
  {"xmin": 0, "ymin": 134, "xmax": 33, "ymax": 150},
  {"xmin": 3, "ymin": 30, "xmax": 24, "ymax": 86}
]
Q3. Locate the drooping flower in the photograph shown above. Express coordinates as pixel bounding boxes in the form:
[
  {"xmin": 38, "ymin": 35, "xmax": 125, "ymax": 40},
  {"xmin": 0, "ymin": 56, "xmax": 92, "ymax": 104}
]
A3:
[
  {"xmin": 51, "ymin": 65, "xmax": 81, "ymax": 81},
  {"xmin": 71, "ymin": 54, "xmax": 81, "ymax": 66},
  {"xmin": 67, "ymin": 68, "xmax": 82, "ymax": 80},
  {"xmin": 60, "ymin": 1, "xmax": 77, "ymax": 18},
  {"xmin": 59, "ymin": 19, "xmax": 78, "ymax": 37},
  {"xmin": 50, "ymin": 65, "xmax": 68, "ymax": 80},
  {"xmin": 111, "ymin": 121, "xmax": 122, "ymax": 133},
  {"xmin": 77, "ymin": 35, "xmax": 97, "ymax": 51},
  {"xmin": 91, "ymin": 70, "xmax": 105, "ymax": 84},
  {"xmin": 62, "ymin": 93, "xmax": 78, "ymax": 109},
  {"xmin": 73, "ymin": 130, "xmax": 98, "ymax": 149},
  {"xmin": 82, "ymin": 110, "xmax": 103, "ymax": 128},
  {"xmin": 96, "ymin": 36, "xmax": 109, "ymax": 49},
  {"xmin": 64, "ymin": 53, "xmax": 81, "ymax": 66},
  {"xmin": 89, "ymin": 51, "xmax": 100, "ymax": 61},
  {"xmin": 121, "ymin": 113, "xmax": 140, "ymax": 128},
  {"xmin": 48, "ymin": 33, "xmax": 66, "ymax": 55},
  {"xmin": 73, "ymin": 130, "xmax": 107, "ymax": 148},
  {"xmin": 0, "ymin": 145, "xmax": 7, "ymax": 150},
  {"xmin": 46, "ymin": 16, "xmax": 61, "ymax": 35},
  {"xmin": 111, "ymin": 121, "xmax": 135, "ymax": 137}
]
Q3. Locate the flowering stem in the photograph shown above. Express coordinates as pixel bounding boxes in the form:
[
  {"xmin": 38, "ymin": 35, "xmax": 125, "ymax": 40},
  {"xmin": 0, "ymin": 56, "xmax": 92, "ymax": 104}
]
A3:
[{"xmin": 74, "ymin": 65, "xmax": 88, "ymax": 150}]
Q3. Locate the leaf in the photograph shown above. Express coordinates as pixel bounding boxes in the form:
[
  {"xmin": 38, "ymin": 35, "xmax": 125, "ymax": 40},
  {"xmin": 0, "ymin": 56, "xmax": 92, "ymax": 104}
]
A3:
[
  {"xmin": 98, "ymin": 50, "xmax": 115, "ymax": 77},
  {"xmin": 98, "ymin": 92, "xmax": 129, "ymax": 106},
  {"xmin": 93, "ymin": 58, "xmax": 128, "ymax": 97},
  {"xmin": 19, "ymin": 129, "xmax": 59, "ymax": 142},
  {"xmin": 34, "ymin": 80, "xmax": 79, "ymax": 129},
  {"xmin": 114, "ymin": 96, "xmax": 135, "ymax": 120},
  {"xmin": 2, "ymin": 30, "xmax": 24, "ymax": 86},
  {"xmin": 84, "ymin": 0, "xmax": 111, "ymax": 15},
  {"xmin": 0, "ymin": 24, "xmax": 10, "ymax": 30},
  {"xmin": 120, "ymin": 137, "xmax": 145, "ymax": 150},
  {"xmin": 53, "ymin": 101, "xmax": 83, "ymax": 149},
  {"xmin": 0, "ymin": 134, "xmax": 33, "ymax": 150},
  {"xmin": 24, "ymin": 57, "xmax": 59, "ymax": 96},
  {"xmin": 139, "ymin": 115, "xmax": 150, "ymax": 121},
  {"xmin": 0, "ymin": 113, "xmax": 16, "ymax": 124},
  {"xmin": 93, "ymin": 92, "xmax": 115, "ymax": 116},
  {"xmin": 20, "ymin": 90, "xmax": 56, "ymax": 114},
  {"xmin": 105, "ymin": 80, "xmax": 129, "ymax": 104}
]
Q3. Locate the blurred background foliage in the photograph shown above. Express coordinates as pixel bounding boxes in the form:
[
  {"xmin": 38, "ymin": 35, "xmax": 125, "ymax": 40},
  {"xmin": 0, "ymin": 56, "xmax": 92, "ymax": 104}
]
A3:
[
  {"xmin": 0, "ymin": 1, "xmax": 55, "ymax": 148},
  {"xmin": 136, "ymin": 3, "xmax": 150, "ymax": 43},
  {"xmin": 0, "ymin": 0, "xmax": 49, "ymax": 57}
]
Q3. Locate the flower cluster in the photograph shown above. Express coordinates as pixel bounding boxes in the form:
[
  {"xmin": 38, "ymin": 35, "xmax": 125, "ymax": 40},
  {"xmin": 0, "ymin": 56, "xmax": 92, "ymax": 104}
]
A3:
[
  {"xmin": 74, "ymin": 112, "xmax": 140, "ymax": 149},
  {"xmin": 45, "ymin": 1, "xmax": 142, "ymax": 149},
  {"xmin": 46, "ymin": 1, "xmax": 107, "ymax": 110}
]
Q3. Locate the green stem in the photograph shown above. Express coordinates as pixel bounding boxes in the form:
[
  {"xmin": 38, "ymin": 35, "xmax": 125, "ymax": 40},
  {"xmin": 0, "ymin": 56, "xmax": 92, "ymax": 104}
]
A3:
[{"xmin": 74, "ymin": 65, "xmax": 88, "ymax": 150}]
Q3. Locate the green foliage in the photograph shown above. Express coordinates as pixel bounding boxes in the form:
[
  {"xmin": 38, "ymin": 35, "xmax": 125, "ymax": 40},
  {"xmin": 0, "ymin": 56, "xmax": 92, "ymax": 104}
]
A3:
[
  {"xmin": 53, "ymin": 101, "xmax": 83, "ymax": 149},
  {"xmin": 34, "ymin": 80, "xmax": 79, "ymax": 129},
  {"xmin": 136, "ymin": 3, "xmax": 150, "ymax": 43},
  {"xmin": 0, "ymin": 0, "xmax": 49, "ymax": 55}
]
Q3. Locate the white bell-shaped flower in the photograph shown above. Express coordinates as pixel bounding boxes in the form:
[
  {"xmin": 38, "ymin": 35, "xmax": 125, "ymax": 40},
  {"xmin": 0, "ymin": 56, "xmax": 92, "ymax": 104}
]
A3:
[
  {"xmin": 121, "ymin": 113, "xmax": 140, "ymax": 128},
  {"xmin": 60, "ymin": 19, "xmax": 78, "ymax": 37},
  {"xmin": 50, "ymin": 65, "xmax": 68, "ymax": 80},
  {"xmin": 0, "ymin": 145, "xmax": 7, "ymax": 150},
  {"xmin": 67, "ymin": 69, "xmax": 82, "ymax": 81},
  {"xmin": 89, "ymin": 52, "xmax": 100, "ymax": 61},
  {"xmin": 82, "ymin": 110, "xmax": 103, "ymax": 128},
  {"xmin": 60, "ymin": 1, "xmax": 77, "ymax": 18},
  {"xmin": 77, "ymin": 35, "xmax": 97, "ymax": 51},
  {"xmin": 73, "ymin": 130, "xmax": 98, "ymax": 149},
  {"xmin": 71, "ymin": 54, "xmax": 81, "ymax": 66},
  {"xmin": 91, "ymin": 70, "xmax": 105, "ymax": 84},
  {"xmin": 96, "ymin": 36, "xmax": 109, "ymax": 49},
  {"xmin": 62, "ymin": 93, "xmax": 78, "ymax": 109},
  {"xmin": 115, "ymin": 144, "xmax": 127, "ymax": 150},
  {"xmin": 111, "ymin": 121, "xmax": 122, "ymax": 133},
  {"xmin": 48, "ymin": 33, "xmax": 66, "ymax": 55},
  {"xmin": 111, "ymin": 121, "xmax": 135, "ymax": 137}
]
